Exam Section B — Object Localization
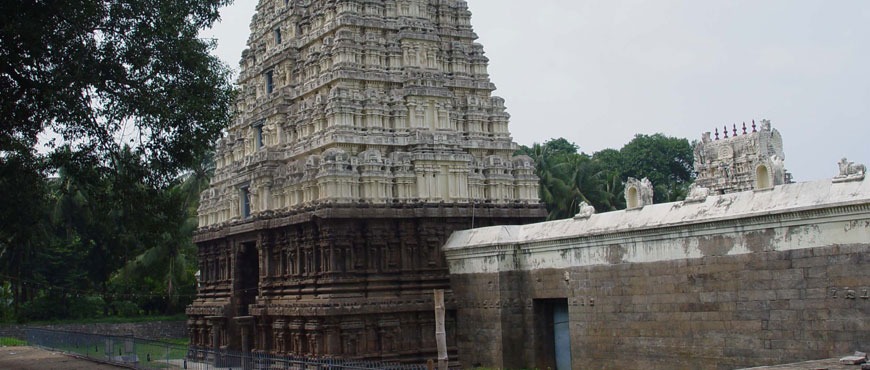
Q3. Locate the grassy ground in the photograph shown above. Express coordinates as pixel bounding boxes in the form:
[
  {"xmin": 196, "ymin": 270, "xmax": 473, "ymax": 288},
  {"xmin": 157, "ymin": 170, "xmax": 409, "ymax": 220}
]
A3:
[
  {"xmin": 41, "ymin": 337, "xmax": 189, "ymax": 369},
  {"xmin": 0, "ymin": 337, "xmax": 27, "ymax": 346},
  {"xmin": 137, "ymin": 340, "xmax": 189, "ymax": 361}
]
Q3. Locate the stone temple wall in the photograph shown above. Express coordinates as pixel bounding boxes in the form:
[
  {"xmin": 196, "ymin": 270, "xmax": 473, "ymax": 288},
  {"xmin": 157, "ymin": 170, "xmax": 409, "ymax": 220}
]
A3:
[{"xmin": 444, "ymin": 177, "xmax": 870, "ymax": 369}]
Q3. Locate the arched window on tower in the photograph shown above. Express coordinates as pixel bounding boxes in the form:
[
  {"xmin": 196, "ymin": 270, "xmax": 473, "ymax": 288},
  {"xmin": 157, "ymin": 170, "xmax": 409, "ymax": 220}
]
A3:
[
  {"xmin": 755, "ymin": 165, "xmax": 771, "ymax": 190},
  {"xmin": 626, "ymin": 186, "xmax": 639, "ymax": 209}
]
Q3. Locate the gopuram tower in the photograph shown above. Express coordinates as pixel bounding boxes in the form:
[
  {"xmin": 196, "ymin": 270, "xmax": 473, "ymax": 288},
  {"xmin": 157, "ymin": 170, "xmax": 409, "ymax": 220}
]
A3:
[
  {"xmin": 693, "ymin": 120, "xmax": 790, "ymax": 194},
  {"xmin": 187, "ymin": 0, "xmax": 545, "ymax": 363}
]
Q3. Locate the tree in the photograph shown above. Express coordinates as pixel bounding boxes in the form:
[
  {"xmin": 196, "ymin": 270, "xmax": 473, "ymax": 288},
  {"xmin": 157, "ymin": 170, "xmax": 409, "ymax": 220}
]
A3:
[
  {"xmin": 519, "ymin": 135, "xmax": 694, "ymax": 220},
  {"xmin": 591, "ymin": 149, "xmax": 625, "ymax": 211},
  {"xmin": 110, "ymin": 152, "xmax": 214, "ymax": 314},
  {"xmin": 619, "ymin": 134, "xmax": 694, "ymax": 203},
  {"xmin": 1, "ymin": 0, "xmax": 233, "ymax": 183},
  {"xmin": 0, "ymin": 150, "xmax": 51, "ymax": 315},
  {"xmin": 0, "ymin": 0, "xmax": 234, "ymax": 320},
  {"xmin": 518, "ymin": 139, "xmax": 585, "ymax": 220}
]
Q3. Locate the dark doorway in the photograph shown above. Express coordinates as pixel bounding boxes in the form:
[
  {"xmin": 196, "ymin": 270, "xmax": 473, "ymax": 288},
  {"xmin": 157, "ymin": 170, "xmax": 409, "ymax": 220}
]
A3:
[
  {"xmin": 236, "ymin": 242, "xmax": 259, "ymax": 317},
  {"xmin": 534, "ymin": 299, "xmax": 572, "ymax": 370}
]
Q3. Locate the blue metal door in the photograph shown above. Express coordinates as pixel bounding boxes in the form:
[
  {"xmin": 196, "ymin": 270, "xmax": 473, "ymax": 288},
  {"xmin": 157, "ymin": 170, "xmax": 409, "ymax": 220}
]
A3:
[{"xmin": 553, "ymin": 301, "xmax": 572, "ymax": 370}]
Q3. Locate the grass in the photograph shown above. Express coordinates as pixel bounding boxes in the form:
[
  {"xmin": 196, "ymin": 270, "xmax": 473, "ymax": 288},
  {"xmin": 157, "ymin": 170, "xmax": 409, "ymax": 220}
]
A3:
[
  {"xmin": 134, "ymin": 341, "xmax": 189, "ymax": 368},
  {"xmin": 158, "ymin": 337, "xmax": 189, "ymax": 346},
  {"xmin": 0, "ymin": 337, "xmax": 27, "ymax": 346},
  {"xmin": 45, "ymin": 337, "xmax": 189, "ymax": 369}
]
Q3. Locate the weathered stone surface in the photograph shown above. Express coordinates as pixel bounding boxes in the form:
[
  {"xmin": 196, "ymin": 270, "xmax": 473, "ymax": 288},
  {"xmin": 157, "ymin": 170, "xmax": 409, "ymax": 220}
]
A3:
[
  {"xmin": 444, "ymin": 177, "xmax": 870, "ymax": 369},
  {"xmin": 624, "ymin": 177, "xmax": 653, "ymax": 210},
  {"xmin": 840, "ymin": 352, "xmax": 867, "ymax": 365},
  {"xmin": 741, "ymin": 357, "xmax": 868, "ymax": 370},
  {"xmin": 835, "ymin": 157, "xmax": 866, "ymax": 183},
  {"xmin": 0, "ymin": 321, "xmax": 186, "ymax": 341},
  {"xmin": 445, "ymin": 177, "xmax": 870, "ymax": 270},
  {"xmin": 188, "ymin": 0, "xmax": 545, "ymax": 363},
  {"xmin": 693, "ymin": 120, "xmax": 789, "ymax": 194},
  {"xmin": 195, "ymin": 0, "xmax": 541, "ymax": 228}
]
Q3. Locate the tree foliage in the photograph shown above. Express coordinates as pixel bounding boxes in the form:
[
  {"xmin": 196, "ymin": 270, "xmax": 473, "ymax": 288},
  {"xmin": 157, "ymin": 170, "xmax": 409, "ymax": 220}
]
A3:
[
  {"xmin": 518, "ymin": 134, "xmax": 694, "ymax": 220},
  {"xmin": 0, "ymin": 0, "xmax": 233, "ymax": 321},
  {"xmin": 618, "ymin": 134, "xmax": 694, "ymax": 203},
  {"xmin": 1, "ymin": 0, "xmax": 233, "ymax": 183}
]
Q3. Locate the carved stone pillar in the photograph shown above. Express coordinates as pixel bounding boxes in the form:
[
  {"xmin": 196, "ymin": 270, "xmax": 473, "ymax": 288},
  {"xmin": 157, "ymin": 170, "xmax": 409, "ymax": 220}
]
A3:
[
  {"xmin": 325, "ymin": 324, "xmax": 341, "ymax": 356},
  {"xmin": 236, "ymin": 316, "xmax": 254, "ymax": 352},
  {"xmin": 207, "ymin": 316, "xmax": 225, "ymax": 353},
  {"xmin": 272, "ymin": 319, "xmax": 287, "ymax": 354}
]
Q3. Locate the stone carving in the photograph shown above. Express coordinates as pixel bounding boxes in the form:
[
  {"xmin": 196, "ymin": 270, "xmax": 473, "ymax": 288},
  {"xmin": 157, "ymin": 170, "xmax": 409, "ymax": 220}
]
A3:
[
  {"xmin": 625, "ymin": 177, "xmax": 654, "ymax": 209},
  {"xmin": 693, "ymin": 119, "xmax": 790, "ymax": 194},
  {"xmin": 770, "ymin": 155, "xmax": 785, "ymax": 177},
  {"xmin": 187, "ymin": 0, "xmax": 546, "ymax": 364},
  {"xmin": 834, "ymin": 157, "xmax": 866, "ymax": 183},
  {"xmin": 573, "ymin": 202, "xmax": 596, "ymax": 220},
  {"xmin": 194, "ymin": 0, "xmax": 542, "ymax": 228},
  {"xmin": 684, "ymin": 184, "xmax": 710, "ymax": 203}
]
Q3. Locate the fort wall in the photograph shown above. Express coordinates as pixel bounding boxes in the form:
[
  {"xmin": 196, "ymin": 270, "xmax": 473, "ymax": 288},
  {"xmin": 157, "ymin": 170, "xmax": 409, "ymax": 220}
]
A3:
[{"xmin": 444, "ymin": 178, "xmax": 870, "ymax": 369}]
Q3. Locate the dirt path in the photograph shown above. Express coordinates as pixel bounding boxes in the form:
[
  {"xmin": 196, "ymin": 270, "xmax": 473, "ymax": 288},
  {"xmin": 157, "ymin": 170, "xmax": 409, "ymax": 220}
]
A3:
[{"xmin": 0, "ymin": 346, "xmax": 125, "ymax": 370}]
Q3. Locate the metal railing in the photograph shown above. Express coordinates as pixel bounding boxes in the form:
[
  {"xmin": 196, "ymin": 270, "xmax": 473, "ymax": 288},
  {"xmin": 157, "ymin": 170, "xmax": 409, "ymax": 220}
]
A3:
[{"xmin": 25, "ymin": 328, "xmax": 433, "ymax": 370}]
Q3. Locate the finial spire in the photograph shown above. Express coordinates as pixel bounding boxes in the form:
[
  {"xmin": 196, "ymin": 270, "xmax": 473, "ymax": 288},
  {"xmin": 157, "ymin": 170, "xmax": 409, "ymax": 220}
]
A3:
[
  {"xmin": 723, "ymin": 125, "xmax": 729, "ymax": 139},
  {"xmin": 732, "ymin": 124, "xmax": 737, "ymax": 137},
  {"xmin": 714, "ymin": 128, "xmax": 719, "ymax": 140},
  {"xmin": 752, "ymin": 120, "xmax": 757, "ymax": 133},
  {"xmin": 742, "ymin": 122, "xmax": 747, "ymax": 135}
]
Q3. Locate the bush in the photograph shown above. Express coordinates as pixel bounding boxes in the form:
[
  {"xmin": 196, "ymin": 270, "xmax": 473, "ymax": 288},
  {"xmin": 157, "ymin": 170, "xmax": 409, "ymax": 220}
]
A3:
[
  {"xmin": 0, "ymin": 282, "xmax": 14, "ymax": 323},
  {"xmin": 20, "ymin": 294, "xmax": 105, "ymax": 321},
  {"xmin": 67, "ymin": 295, "xmax": 104, "ymax": 319},
  {"xmin": 111, "ymin": 300, "xmax": 141, "ymax": 317}
]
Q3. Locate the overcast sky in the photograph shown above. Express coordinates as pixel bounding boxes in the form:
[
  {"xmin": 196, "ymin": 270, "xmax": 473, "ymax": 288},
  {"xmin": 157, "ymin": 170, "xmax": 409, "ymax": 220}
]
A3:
[{"xmin": 201, "ymin": 0, "xmax": 870, "ymax": 182}]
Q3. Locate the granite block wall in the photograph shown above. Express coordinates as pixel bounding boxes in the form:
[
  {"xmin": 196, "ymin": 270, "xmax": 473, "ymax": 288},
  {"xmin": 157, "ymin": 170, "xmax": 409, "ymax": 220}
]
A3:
[
  {"xmin": 0, "ymin": 320, "xmax": 187, "ymax": 341},
  {"xmin": 451, "ymin": 244, "xmax": 870, "ymax": 369}
]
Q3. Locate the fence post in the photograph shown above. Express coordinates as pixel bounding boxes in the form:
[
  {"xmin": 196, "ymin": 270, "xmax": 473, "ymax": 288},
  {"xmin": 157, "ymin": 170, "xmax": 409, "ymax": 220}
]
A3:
[
  {"xmin": 125, "ymin": 336, "xmax": 134, "ymax": 357},
  {"xmin": 105, "ymin": 338, "xmax": 114, "ymax": 358}
]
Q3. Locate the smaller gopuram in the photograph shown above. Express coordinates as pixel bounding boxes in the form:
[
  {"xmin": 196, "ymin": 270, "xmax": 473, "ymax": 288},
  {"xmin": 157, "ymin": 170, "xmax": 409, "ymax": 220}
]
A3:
[{"xmin": 693, "ymin": 119, "xmax": 790, "ymax": 194}]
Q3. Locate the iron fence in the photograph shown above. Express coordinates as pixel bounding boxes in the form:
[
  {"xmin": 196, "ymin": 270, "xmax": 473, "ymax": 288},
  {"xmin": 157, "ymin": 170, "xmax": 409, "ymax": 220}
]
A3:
[{"xmin": 25, "ymin": 328, "xmax": 434, "ymax": 370}]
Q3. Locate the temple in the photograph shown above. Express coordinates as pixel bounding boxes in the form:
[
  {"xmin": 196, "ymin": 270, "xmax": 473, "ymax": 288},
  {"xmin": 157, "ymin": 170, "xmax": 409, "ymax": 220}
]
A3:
[
  {"xmin": 445, "ymin": 161, "xmax": 869, "ymax": 369},
  {"xmin": 187, "ymin": 0, "xmax": 544, "ymax": 363},
  {"xmin": 693, "ymin": 120, "xmax": 791, "ymax": 194}
]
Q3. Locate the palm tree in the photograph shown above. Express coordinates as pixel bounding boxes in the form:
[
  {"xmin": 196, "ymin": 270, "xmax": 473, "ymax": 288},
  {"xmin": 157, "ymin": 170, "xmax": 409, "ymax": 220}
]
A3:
[{"xmin": 110, "ymin": 151, "xmax": 213, "ymax": 313}]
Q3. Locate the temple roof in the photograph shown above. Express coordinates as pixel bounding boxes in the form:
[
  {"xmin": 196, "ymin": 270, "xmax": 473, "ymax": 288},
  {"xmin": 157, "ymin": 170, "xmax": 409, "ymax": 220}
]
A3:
[{"xmin": 445, "ymin": 176, "xmax": 870, "ymax": 251}]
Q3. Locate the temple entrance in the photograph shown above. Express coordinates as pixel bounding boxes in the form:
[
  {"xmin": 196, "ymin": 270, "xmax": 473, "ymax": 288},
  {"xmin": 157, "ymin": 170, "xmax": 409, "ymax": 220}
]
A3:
[
  {"xmin": 236, "ymin": 242, "xmax": 259, "ymax": 317},
  {"xmin": 534, "ymin": 299, "xmax": 572, "ymax": 370},
  {"xmin": 552, "ymin": 300, "xmax": 572, "ymax": 370}
]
